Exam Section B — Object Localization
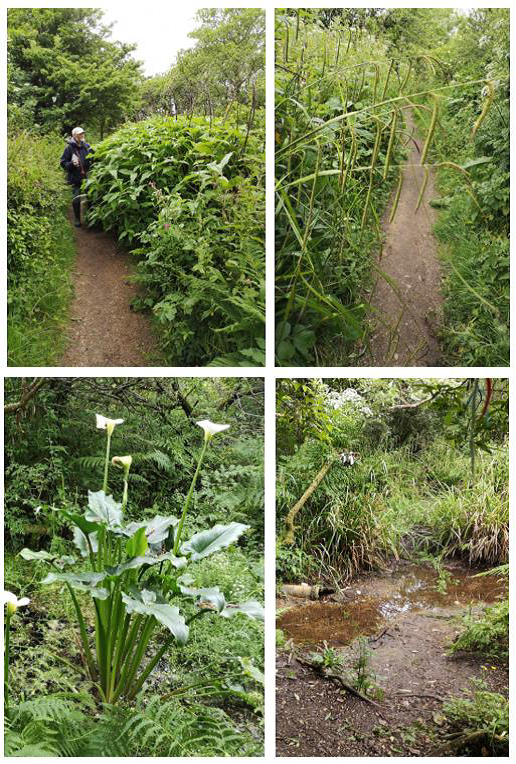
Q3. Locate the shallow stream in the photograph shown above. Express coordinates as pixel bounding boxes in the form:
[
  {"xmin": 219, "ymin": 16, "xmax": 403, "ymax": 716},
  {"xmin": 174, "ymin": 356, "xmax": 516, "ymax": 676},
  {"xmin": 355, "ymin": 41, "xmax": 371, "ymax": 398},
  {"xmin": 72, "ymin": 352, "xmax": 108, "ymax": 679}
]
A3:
[{"xmin": 277, "ymin": 563, "xmax": 506, "ymax": 646}]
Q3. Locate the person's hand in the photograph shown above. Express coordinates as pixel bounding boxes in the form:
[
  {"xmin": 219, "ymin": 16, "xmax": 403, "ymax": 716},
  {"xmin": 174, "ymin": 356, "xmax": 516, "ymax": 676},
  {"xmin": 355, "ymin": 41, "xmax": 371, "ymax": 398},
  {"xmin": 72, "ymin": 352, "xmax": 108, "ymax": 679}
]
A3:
[{"xmin": 71, "ymin": 154, "xmax": 79, "ymax": 167}]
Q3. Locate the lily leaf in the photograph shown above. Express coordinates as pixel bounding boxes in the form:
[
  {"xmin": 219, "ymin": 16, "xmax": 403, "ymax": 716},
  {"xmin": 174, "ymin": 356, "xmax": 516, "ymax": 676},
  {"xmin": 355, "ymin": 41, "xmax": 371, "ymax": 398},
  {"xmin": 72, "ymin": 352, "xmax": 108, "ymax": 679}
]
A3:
[
  {"xmin": 126, "ymin": 527, "xmax": 148, "ymax": 558},
  {"xmin": 179, "ymin": 584, "xmax": 226, "ymax": 613},
  {"xmin": 104, "ymin": 553, "xmax": 186, "ymax": 579},
  {"xmin": 42, "ymin": 571, "xmax": 106, "ymax": 587},
  {"xmin": 181, "ymin": 522, "xmax": 249, "ymax": 561},
  {"xmin": 41, "ymin": 571, "xmax": 109, "ymax": 599},
  {"xmin": 19, "ymin": 549, "xmax": 76, "ymax": 569},
  {"xmin": 125, "ymin": 515, "xmax": 179, "ymax": 548},
  {"xmin": 220, "ymin": 601, "xmax": 265, "ymax": 621},
  {"xmin": 239, "ymin": 656, "xmax": 265, "ymax": 685},
  {"xmin": 62, "ymin": 511, "xmax": 101, "ymax": 537},
  {"xmin": 19, "ymin": 549, "xmax": 57, "ymax": 563},
  {"xmin": 85, "ymin": 490, "xmax": 123, "ymax": 529},
  {"xmin": 73, "ymin": 527, "xmax": 99, "ymax": 558},
  {"xmin": 121, "ymin": 589, "xmax": 189, "ymax": 645}
]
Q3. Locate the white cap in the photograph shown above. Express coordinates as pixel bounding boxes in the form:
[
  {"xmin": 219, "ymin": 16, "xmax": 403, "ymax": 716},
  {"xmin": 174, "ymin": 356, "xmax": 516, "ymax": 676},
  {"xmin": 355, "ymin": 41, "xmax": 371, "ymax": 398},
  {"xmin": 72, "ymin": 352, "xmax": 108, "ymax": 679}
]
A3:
[{"xmin": 72, "ymin": 126, "xmax": 85, "ymax": 136}]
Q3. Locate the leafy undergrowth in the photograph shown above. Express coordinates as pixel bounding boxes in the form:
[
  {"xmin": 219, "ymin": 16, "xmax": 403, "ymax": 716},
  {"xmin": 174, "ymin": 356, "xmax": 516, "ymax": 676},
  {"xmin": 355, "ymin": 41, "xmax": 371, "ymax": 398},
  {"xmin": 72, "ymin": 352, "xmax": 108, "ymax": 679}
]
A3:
[
  {"xmin": 451, "ymin": 597, "xmax": 508, "ymax": 661},
  {"xmin": 277, "ymin": 436, "xmax": 508, "ymax": 585},
  {"xmin": 86, "ymin": 115, "xmax": 265, "ymax": 366},
  {"xmin": 414, "ymin": 9, "xmax": 509, "ymax": 365},
  {"xmin": 5, "ymin": 546, "xmax": 264, "ymax": 757},
  {"xmin": 439, "ymin": 683, "xmax": 509, "ymax": 756},
  {"xmin": 7, "ymin": 132, "xmax": 76, "ymax": 366}
]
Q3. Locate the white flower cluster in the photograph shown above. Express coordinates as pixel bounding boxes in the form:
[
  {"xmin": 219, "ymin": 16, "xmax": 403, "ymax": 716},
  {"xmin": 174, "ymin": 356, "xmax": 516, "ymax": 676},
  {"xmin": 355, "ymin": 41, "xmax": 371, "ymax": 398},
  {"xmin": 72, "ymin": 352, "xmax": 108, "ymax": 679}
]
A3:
[{"xmin": 325, "ymin": 387, "xmax": 373, "ymax": 417}]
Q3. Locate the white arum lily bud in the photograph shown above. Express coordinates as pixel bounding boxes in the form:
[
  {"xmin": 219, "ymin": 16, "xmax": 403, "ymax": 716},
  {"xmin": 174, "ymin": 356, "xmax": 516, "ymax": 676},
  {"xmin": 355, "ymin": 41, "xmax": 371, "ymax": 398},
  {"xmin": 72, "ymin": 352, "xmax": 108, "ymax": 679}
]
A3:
[
  {"xmin": 96, "ymin": 414, "xmax": 124, "ymax": 436},
  {"xmin": 112, "ymin": 455, "xmax": 133, "ymax": 471},
  {"xmin": 3, "ymin": 591, "xmax": 30, "ymax": 616},
  {"xmin": 196, "ymin": 420, "xmax": 230, "ymax": 442}
]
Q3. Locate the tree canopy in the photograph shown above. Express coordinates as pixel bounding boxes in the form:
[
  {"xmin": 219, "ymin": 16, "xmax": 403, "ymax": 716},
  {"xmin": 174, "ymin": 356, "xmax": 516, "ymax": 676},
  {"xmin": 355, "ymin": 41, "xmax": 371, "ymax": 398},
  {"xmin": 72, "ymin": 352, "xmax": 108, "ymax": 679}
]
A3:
[
  {"xmin": 140, "ymin": 9, "xmax": 265, "ymax": 118},
  {"xmin": 7, "ymin": 8, "xmax": 143, "ymax": 136}
]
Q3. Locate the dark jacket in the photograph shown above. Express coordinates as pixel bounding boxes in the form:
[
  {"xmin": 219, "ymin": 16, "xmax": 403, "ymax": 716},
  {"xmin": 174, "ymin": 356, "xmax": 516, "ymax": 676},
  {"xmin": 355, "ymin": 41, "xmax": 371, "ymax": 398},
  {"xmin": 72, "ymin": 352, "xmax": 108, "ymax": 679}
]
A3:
[{"xmin": 60, "ymin": 138, "xmax": 94, "ymax": 185}]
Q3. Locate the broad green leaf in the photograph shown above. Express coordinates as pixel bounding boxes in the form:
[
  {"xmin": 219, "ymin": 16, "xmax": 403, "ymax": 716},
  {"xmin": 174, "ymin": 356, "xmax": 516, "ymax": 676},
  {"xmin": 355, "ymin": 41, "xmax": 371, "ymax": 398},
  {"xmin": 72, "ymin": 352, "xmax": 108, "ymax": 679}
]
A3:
[
  {"xmin": 181, "ymin": 522, "xmax": 249, "ymax": 561},
  {"xmin": 18, "ymin": 549, "xmax": 76, "ymax": 569},
  {"xmin": 125, "ymin": 515, "xmax": 179, "ymax": 548},
  {"xmin": 126, "ymin": 527, "xmax": 148, "ymax": 558},
  {"xmin": 73, "ymin": 527, "xmax": 98, "ymax": 558},
  {"xmin": 178, "ymin": 584, "xmax": 226, "ymax": 613},
  {"xmin": 62, "ymin": 511, "xmax": 101, "ymax": 537},
  {"xmin": 105, "ymin": 553, "xmax": 186, "ymax": 578},
  {"xmin": 220, "ymin": 601, "xmax": 264, "ymax": 621},
  {"xmin": 19, "ymin": 549, "xmax": 56, "ymax": 562},
  {"xmin": 85, "ymin": 491, "xmax": 123, "ymax": 529},
  {"xmin": 121, "ymin": 589, "xmax": 189, "ymax": 645},
  {"xmin": 41, "ymin": 571, "xmax": 109, "ymax": 599},
  {"xmin": 42, "ymin": 571, "xmax": 106, "ymax": 587},
  {"xmin": 239, "ymin": 656, "xmax": 265, "ymax": 685}
]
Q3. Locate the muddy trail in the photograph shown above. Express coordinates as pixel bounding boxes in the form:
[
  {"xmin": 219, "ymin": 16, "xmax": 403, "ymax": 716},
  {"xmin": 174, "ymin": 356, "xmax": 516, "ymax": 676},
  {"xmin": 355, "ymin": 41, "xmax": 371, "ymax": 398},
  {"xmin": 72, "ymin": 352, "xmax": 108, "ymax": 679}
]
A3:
[
  {"xmin": 364, "ymin": 110, "xmax": 443, "ymax": 367},
  {"xmin": 60, "ymin": 214, "xmax": 159, "ymax": 367},
  {"xmin": 276, "ymin": 562, "xmax": 507, "ymax": 757}
]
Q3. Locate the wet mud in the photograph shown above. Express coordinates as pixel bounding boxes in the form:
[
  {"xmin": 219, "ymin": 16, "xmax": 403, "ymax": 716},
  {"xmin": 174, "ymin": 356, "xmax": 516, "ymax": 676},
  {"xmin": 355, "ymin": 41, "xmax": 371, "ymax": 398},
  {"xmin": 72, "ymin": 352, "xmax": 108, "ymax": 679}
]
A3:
[
  {"xmin": 276, "ymin": 562, "xmax": 508, "ymax": 757},
  {"xmin": 278, "ymin": 563, "xmax": 505, "ymax": 646}
]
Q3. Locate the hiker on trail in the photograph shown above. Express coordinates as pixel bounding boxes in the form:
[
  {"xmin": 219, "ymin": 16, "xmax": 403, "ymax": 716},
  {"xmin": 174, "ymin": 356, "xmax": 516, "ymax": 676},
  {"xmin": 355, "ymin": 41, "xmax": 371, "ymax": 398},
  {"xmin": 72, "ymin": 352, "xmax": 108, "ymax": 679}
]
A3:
[{"xmin": 60, "ymin": 127, "xmax": 94, "ymax": 227}]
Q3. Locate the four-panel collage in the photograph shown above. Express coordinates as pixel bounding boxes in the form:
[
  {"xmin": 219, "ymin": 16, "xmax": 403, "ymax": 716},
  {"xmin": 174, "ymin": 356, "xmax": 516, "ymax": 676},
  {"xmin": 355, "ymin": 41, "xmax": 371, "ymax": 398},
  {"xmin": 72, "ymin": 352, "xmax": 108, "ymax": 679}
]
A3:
[{"xmin": 3, "ymin": 4, "xmax": 510, "ymax": 761}]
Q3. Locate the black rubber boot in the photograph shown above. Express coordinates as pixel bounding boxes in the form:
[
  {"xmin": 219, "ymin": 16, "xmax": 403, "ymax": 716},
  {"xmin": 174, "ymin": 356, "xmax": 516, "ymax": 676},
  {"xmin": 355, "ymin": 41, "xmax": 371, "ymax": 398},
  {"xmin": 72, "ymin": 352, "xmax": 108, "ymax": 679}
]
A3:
[{"xmin": 72, "ymin": 195, "xmax": 81, "ymax": 227}]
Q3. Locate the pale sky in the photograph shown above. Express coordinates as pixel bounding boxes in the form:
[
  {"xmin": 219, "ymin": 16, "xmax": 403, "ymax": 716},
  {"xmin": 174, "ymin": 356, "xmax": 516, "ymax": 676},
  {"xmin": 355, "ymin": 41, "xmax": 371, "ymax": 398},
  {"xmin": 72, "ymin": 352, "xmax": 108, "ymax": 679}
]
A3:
[{"xmin": 101, "ymin": 7, "xmax": 201, "ymax": 77}]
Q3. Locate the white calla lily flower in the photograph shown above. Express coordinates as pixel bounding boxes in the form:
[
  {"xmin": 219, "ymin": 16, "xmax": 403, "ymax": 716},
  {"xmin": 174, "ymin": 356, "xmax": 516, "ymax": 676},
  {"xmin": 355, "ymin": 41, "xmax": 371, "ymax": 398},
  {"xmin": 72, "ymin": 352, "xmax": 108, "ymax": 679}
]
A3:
[
  {"xmin": 96, "ymin": 414, "xmax": 124, "ymax": 436},
  {"xmin": 112, "ymin": 455, "xmax": 133, "ymax": 471},
  {"xmin": 3, "ymin": 591, "xmax": 30, "ymax": 616},
  {"xmin": 196, "ymin": 420, "xmax": 230, "ymax": 441}
]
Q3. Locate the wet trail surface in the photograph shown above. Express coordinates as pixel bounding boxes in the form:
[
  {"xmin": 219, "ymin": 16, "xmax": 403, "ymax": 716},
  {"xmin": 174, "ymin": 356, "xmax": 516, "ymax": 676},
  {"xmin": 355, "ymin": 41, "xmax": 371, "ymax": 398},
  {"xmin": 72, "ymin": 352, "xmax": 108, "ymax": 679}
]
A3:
[
  {"xmin": 60, "ymin": 215, "xmax": 158, "ymax": 367},
  {"xmin": 364, "ymin": 110, "xmax": 443, "ymax": 367},
  {"xmin": 276, "ymin": 562, "xmax": 507, "ymax": 757}
]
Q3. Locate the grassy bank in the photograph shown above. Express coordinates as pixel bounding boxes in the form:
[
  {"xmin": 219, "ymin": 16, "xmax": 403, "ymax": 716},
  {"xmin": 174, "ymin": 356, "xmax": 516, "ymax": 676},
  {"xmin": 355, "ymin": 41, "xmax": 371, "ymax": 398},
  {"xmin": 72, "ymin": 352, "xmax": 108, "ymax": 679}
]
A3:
[{"xmin": 8, "ymin": 132, "xmax": 76, "ymax": 366}]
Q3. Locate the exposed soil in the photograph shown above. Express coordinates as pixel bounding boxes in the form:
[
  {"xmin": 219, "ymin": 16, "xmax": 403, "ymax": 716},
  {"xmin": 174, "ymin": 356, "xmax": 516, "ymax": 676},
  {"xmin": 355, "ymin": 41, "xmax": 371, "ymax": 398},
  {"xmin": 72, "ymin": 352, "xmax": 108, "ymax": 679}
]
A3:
[
  {"xmin": 276, "ymin": 562, "xmax": 507, "ymax": 757},
  {"xmin": 364, "ymin": 110, "xmax": 443, "ymax": 367},
  {"xmin": 59, "ymin": 213, "xmax": 158, "ymax": 367}
]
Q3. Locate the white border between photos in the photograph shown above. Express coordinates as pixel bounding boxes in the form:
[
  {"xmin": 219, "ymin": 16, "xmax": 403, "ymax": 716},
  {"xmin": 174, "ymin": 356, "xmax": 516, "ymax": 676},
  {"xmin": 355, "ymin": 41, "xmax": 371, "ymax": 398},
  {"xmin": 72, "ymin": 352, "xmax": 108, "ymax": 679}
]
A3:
[{"xmin": 2, "ymin": 2, "xmax": 514, "ymax": 763}]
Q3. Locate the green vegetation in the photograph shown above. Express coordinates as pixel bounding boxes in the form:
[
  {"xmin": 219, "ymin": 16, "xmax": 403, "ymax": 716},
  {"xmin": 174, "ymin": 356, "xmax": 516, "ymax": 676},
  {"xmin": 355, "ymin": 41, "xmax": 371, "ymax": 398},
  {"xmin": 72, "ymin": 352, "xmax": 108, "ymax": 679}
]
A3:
[
  {"xmin": 86, "ymin": 116, "xmax": 264, "ymax": 365},
  {"xmin": 439, "ymin": 683, "xmax": 508, "ymax": 756},
  {"xmin": 5, "ymin": 378, "xmax": 264, "ymax": 756},
  {"xmin": 414, "ymin": 9, "xmax": 509, "ymax": 365},
  {"xmin": 7, "ymin": 133, "xmax": 75, "ymax": 366},
  {"xmin": 276, "ymin": 378, "xmax": 508, "ymax": 582},
  {"xmin": 451, "ymin": 598, "xmax": 509, "ymax": 660},
  {"xmin": 275, "ymin": 9, "xmax": 509, "ymax": 365},
  {"xmin": 8, "ymin": 8, "xmax": 265, "ymax": 366},
  {"xmin": 276, "ymin": 377, "xmax": 508, "ymax": 755}
]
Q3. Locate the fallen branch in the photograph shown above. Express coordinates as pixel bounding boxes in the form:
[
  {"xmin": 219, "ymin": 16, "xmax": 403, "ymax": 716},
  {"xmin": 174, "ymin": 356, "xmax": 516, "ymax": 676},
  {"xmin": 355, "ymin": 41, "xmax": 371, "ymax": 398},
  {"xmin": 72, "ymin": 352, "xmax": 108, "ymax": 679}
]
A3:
[
  {"xmin": 392, "ymin": 692, "xmax": 443, "ymax": 701},
  {"xmin": 431, "ymin": 729, "xmax": 506, "ymax": 756},
  {"xmin": 5, "ymin": 377, "xmax": 47, "ymax": 415}
]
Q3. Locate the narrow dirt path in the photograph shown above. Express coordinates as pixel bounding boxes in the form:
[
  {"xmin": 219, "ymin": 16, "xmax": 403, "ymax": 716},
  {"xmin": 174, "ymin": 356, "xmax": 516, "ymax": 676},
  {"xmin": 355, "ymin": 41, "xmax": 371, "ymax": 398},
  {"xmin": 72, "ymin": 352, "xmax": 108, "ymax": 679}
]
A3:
[
  {"xmin": 364, "ymin": 110, "xmax": 443, "ymax": 367},
  {"xmin": 59, "ymin": 215, "xmax": 158, "ymax": 367}
]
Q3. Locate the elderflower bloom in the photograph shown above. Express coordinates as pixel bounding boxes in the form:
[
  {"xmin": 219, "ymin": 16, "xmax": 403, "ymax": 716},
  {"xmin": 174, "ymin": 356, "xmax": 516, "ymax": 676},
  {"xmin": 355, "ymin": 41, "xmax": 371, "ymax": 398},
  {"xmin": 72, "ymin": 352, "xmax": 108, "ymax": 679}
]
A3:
[
  {"xmin": 196, "ymin": 420, "xmax": 230, "ymax": 441},
  {"xmin": 3, "ymin": 591, "xmax": 30, "ymax": 616},
  {"xmin": 96, "ymin": 414, "xmax": 124, "ymax": 436},
  {"xmin": 112, "ymin": 455, "xmax": 133, "ymax": 471}
]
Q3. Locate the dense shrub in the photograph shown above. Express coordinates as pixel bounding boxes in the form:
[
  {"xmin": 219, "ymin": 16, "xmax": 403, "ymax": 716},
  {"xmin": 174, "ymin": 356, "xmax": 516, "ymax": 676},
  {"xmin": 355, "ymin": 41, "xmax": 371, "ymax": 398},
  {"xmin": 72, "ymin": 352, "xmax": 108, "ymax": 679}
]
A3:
[{"xmin": 85, "ymin": 116, "xmax": 265, "ymax": 365}]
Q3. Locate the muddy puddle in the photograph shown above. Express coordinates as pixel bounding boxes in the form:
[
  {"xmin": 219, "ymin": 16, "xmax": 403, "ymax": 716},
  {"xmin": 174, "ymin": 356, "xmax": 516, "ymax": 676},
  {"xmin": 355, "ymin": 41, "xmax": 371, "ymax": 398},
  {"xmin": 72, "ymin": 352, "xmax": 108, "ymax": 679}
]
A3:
[{"xmin": 278, "ymin": 563, "xmax": 506, "ymax": 646}]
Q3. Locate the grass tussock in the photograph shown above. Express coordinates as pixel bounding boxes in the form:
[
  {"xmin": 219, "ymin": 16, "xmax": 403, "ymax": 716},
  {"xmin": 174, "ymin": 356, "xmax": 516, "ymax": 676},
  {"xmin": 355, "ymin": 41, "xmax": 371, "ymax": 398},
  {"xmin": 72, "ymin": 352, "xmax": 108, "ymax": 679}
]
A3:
[{"xmin": 277, "ymin": 438, "xmax": 508, "ymax": 584}]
